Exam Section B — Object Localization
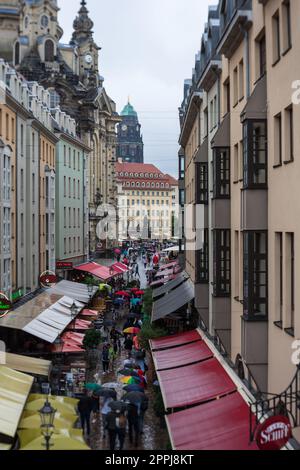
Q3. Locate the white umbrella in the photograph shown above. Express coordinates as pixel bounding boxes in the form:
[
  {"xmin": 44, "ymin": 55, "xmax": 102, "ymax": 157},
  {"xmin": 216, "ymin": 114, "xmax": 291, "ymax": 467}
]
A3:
[{"xmin": 162, "ymin": 246, "xmax": 179, "ymax": 252}]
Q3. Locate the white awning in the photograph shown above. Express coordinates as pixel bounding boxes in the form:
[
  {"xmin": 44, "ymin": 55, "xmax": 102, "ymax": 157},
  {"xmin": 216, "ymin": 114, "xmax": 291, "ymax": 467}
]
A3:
[
  {"xmin": 23, "ymin": 296, "xmax": 85, "ymax": 344},
  {"xmin": 48, "ymin": 280, "xmax": 98, "ymax": 303}
]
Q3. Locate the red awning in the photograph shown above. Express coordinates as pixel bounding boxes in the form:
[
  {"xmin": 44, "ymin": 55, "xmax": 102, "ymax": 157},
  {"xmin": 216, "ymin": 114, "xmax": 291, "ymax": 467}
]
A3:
[
  {"xmin": 150, "ymin": 280, "xmax": 165, "ymax": 288},
  {"xmin": 158, "ymin": 358, "xmax": 236, "ymax": 409},
  {"xmin": 68, "ymin": 319, "xmax": 92, "ymax": 330},
  {"xmin": 80, "ymin": 309, "xmax": 98, "ymax": 317},
  {"xmin": 153, "ymin": 341, "xmax": 213, "ymax": 371},
  {"xmin": 150, "ymin": 330, "xmax": 201, "ymax": 351},
  {"xmin": 112, "ymin": 262, "xmax": 129, "ymax": 273},
  {"xmin": 166, "ymin": 392, "xmax": 258, "ymax": 450},
  {"xmin": 74, "ymin": 262, "xmax": 119, "ymax": 281},
  {"xmin": 158, "ymin": 262, "xmax": 178, "ymax": 271},
  {"xmin": 62, "ymin": 331, "xmax": 84, "ymax": 346}
]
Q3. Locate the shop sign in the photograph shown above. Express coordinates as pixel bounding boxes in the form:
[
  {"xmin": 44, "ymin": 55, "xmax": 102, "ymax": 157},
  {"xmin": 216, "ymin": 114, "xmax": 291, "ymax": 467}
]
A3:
[
  {"xmin": 56, "ymin": 261, "xmax": 73, "ymax": 270},
  {"xmin": 256, "ymin": 415, "xmax": 292, "ymax": 450}
]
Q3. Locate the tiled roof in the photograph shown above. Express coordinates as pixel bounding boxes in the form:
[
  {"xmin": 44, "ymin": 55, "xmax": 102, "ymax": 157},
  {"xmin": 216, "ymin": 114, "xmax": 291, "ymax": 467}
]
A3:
[{"xmin": 116, "ymin": 162, "xmax": 178, "ymax": 187}]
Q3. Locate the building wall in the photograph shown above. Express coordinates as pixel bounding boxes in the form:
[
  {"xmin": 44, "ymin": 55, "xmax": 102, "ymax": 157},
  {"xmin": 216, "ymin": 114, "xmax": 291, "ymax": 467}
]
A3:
[{"xmin": 263, "ymin": 0, "xmax": 300, "ymax": 393}]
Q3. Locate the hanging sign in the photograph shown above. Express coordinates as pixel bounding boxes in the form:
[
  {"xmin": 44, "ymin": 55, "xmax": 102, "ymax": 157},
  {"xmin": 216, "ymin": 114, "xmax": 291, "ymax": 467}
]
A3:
[{"xmin": 256, "ymin": 415, "xmax": 292, "ymax": 450}]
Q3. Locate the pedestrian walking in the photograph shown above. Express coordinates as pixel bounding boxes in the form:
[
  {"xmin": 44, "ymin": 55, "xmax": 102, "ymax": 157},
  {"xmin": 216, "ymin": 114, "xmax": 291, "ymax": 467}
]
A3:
[
  {"xmin": 101, "ymin": 397, "xmax": 113, "ymax": 439},
  {"xmin": 78, "ymin": 391, "xmax": 94, "ymax": 436},
  {"xmin": 106, "ymin": 410, "xmax": 127, "ymax": 450},
  {"xmin": 102, "ymin": 344, "xmax": 110, "ymax": 374},
  {"xmin": 127, "ymin": 403, "xmax": 140, "ymax": 447},
  {"xmin": 109, "ymin": 343, "xmax": 117, "ymax": 371},
  {"xmin": 135, "ymin": 264, "xmax": 140, "ymax": 278},
  {"xmin": 124, "ymin": 335, "xmax": 133, "ymax": 354}
]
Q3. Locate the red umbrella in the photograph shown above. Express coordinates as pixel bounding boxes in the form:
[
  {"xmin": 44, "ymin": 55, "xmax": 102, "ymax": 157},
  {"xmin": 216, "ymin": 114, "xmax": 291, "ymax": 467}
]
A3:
[
  {"xmin": 115, "ymin": 290, "xmax": 130, "ymax": 297},
  {"xmin": 131, "ymin": 287, "xmax": 139, "ymax": 292},
  {"xmin": 135, "ymin": 290, "xmax": 145, "ymax": 296},
  {"xmin": 114, "ymin": 248, "xmax": 121, "ymax": 254}
]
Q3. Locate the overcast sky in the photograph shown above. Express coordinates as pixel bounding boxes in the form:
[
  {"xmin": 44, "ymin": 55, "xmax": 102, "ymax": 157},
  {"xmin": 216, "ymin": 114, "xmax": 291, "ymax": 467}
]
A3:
[{"xmin": 60, "ymin": 0, "xmax": 216, "ymax": 177}]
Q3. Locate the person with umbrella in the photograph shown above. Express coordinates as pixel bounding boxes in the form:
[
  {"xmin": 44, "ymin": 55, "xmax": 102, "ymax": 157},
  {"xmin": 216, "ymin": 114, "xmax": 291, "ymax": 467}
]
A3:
[
  {"xmin": 124, "ymin": 335, "xmax": 134, "ymax": 354},
  {"xmin": 126, "ymin": 402, "xmax": 140, "ymax": 447},
  {"xmin": 99, "ymin": 392, "xmax": 115, "ymax": 439},
  {"xmin": 105, "ymin": 408, "xmax": 127, "ymax": 451},
  {"xmin": 123, "ymin": 391, "xmax": 149, "ymax": 435},
  {"xmin": 78, "ymin": 390, "xmax": 94, "ymax": 436},
  {"xmin": 101, "ymin": 344, "xmax": 110, "ymax": 375}
]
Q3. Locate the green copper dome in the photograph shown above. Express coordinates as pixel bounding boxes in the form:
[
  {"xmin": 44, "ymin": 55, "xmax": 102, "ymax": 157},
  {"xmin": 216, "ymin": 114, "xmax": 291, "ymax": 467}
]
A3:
[{"xmin": 121, "ymin": 101, "xmax": 138, "ymax": 117}]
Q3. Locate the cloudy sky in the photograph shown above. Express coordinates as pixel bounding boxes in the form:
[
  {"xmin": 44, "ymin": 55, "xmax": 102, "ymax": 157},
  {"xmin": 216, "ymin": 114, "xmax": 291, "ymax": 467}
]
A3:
[{"xmin": 60, "ymin": 0, "xmax": 216, "ymax": 177}]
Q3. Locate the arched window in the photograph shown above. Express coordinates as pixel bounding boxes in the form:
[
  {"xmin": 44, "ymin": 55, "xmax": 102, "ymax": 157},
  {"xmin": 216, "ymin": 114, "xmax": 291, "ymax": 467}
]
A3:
[
  {"xmin": 45, "ymin": 39, "xmax": 54, "ymax": 62},
  {"xmin": 15, "ymin": 42, "xmax": 20, "ymax": 66}
]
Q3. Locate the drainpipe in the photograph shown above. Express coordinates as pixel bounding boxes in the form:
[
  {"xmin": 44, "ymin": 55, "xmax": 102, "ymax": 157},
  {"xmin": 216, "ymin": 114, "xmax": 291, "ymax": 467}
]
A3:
[{"xmin": 242, "ymin": 26, "xmax": 251, "ymax": 99}]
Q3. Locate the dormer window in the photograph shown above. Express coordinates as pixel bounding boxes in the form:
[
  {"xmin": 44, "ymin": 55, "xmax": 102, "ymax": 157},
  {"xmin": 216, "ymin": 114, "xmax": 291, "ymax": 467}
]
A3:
[
  {"xmin": 130, "ymin": 173, "xmax": 134, "ymax": 177},
  {"xmin": 120, "ymin": 172, "xmax": 124, "ymax": 177},
  {"xmin": 150, "ymin": 173, "xmax": 153, "ymax": 178},
  {"xmin": 145, "ymin": 173, "xmax": 149, "ymax": 178},
  {"xmin": 140, "ymin": 173, "xmax": 144, "ymax": 178},
  {"xmin": 155, "ymin": 174, "xmax": 158, "ymax": 178},
  {"xmin": 125, "ymin": 172, "xmax": 128, "ymax": 177},
  {"xmin": 135, "ymin": 173, "xmax": 139, "ymax": 177}
]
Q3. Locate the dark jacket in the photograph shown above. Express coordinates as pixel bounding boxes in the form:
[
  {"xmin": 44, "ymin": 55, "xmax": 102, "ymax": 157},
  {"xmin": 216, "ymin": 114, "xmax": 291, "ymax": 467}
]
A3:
[
  {"xmin": 78, "ymin": 396, "xmax": 93, "ymax": 414},
  {"xmin": 106, "ymin": 412, "xmax": 127, "ymax": 431},
  {"xmin": 102, "ymin": 348, "xmax": 109, "ymax": 361}
]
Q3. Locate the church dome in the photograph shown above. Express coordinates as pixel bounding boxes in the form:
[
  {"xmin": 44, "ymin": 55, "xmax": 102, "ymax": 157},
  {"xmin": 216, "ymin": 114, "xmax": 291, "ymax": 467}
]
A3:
[
  {"xmin": 73, "ymin": 0, "xmax": 93, "ymax": 35},
  {"xmin": 121, "ymin": 102, "xmax": 138, "ymax": 118}
]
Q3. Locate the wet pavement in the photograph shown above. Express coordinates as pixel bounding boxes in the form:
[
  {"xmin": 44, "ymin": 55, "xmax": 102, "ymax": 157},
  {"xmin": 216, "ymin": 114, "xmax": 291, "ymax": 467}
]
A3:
[{"xmin": 85, "ymin": 255, "xmax": 169, "ymax": 451}]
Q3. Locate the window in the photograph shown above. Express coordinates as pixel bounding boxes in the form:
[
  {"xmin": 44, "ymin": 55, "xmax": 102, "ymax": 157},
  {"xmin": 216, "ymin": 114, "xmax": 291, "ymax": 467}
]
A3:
[
  {"xmin": 196, "ymin": 229, "xmax": 209, "ymax": 283},
  {"xmin": 64, "ymin": 176, "xmax": 66, "ymax": 197},
  {"xmin": 233, "ymin": 66, "xmax": 238, "ymax": 105},
  {"xmin": 32, "ymin": 173, "xmax": 35, "ymax": 203},
  {"xmin": 64, "ymin": 207, "xmax": 66, "ymax": 228},
  {"xmin": 196, "ymin": 163, "xmax": 208, "ymax": 204},
  {"xmin": 73, "ymin": 150, "xmax": 76, "ymax": 169},
  {"xmin": 272, "ymin": 11, "xmax": 280, "ymax": 64},
  {"xmin": 179, "ymin": 154, "xmax": 185, "ymax": 179},
  {"xmin": 243, "ymin": 231, "xmax": 268, "ymax": 319},
  {"xmin": 73, "ymin": 208, "xmax": 76, "ymax": 228},
  {"xmin": 20, "ymin": 169, "xmax": 24, "ymax": 201},
  {"xmin": 284, "ymin": 105, "xmax": 293, "ymax": 163},
  {"xmin": 223, "ymin": 79, "xmax": 230, "ymax": 115},
  {"xmin": 213, "ymin": 229, "xmax": 231, "ymax": 296},
  {"xmin": 282, "ymin": 0, "xmax": 292, "ymax": 53},
  {"xmin": 274, "ymin": 113, "xmax": 282, "ymax": 166},
  {"xmin": 239, "ymin": 60, "xmax": 244, "ymax": 101},
  {"xmin": 285, "ymin": 233, "xmax": 295, "ymax": 334},
  {"xmin": 69, "ymin": 208, "xmax": 71, "ymax": 228},
  {"xmin": 64, "ymin": 145, "xmax": 66, "ymax": 166},
  {"xmin": 213, "ymin": 148, "xmax": 230, "ymax": 198},
  {"xmin": 15, "ymin": 42, "xmax": 20, "ymax": 66},
  {"xmin": 234, "ymin": 143, "xmax": 239, "ymax": 182},
  {"xmin": 258, "ymin": 34, "xmax": 266, "ymax": 78},
  {"xmin": 274, "ymin": 232, "xmax": 283, "ymax": 326},
  {"xmin": 45, "ymin": 39, "xmax": 54, "ymax": 62},
  {"xmin": 243, "ymin": 120, "xmax": 267, "ymax": 188}
]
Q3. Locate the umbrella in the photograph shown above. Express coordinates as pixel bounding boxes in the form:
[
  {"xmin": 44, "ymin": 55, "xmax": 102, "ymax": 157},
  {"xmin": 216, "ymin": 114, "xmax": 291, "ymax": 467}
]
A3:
[
  {"xmin": 120, "ymin": 376, "xmax": 143, "ymax": 385},
  {"xmin": 135, "ymin": 290, "xmax": 145, "ymax": 296},
  {"xmin": 123, "ymin": 391, "xmax": 148, "ymax": 406},
  {"xmin": 131, "ymin": 298, "xmax": 142, "ymax": 305},
  {"xmin": 102, "ymin": 382, "xmax": 123, "ymax": 390},
  {"xmin": 85, "ymin": 383, "xmax": 102, "ymax": 392},
  {"xmin": 118, "ymin": 368, "xmax": 140, "ymax": 377},
  {"xmin": 115, "ymin": 291, "xmax": 130, "ymax": 297},
  {"xmin": 123, "ymin": 327, "xmax": 141, "ymax": 334},
  {"xmin": 114, "ymin": 249, "xmax": 121, "ymax": 254},
  {"xmin": 25, "ymin": 398, "xmax": 76, "ymax": 415},
  {"xmin": 130, "ymin": 287, "xmax": 139, "ymax": 292},
  {"xmin": 109, "ymin": 401, "xmax": 128, "ymax": 412},
  {"xmin": 95, "ymin": 388, "xmax": 117, "ymax": 399},
  {"xmin": 123, "ymin": 384, "xmax": 145, "ymax": 393},
  {"xmin": 19, "ymin": 412, "xmax": 77, "ymax": 430}
]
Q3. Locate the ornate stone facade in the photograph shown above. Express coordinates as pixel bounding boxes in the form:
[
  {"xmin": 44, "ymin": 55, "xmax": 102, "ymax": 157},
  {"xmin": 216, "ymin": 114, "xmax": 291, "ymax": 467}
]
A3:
[{"xmin": 0, "ymin": 0, "xmax": 120, "ymax": 255}]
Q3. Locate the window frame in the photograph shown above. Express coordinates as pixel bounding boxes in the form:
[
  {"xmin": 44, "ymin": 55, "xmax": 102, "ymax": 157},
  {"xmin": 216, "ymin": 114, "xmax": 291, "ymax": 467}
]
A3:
[
  {"xmin": 213, "ymin": 229, "xmax": 231, "ymax": 297},
  {"xmin": 243, "ymin": 119, "xmax": 268, "ymax": 189},
  {"xmin": 213, "ymin": 147, "xmax": 230, "ymax": 199}
]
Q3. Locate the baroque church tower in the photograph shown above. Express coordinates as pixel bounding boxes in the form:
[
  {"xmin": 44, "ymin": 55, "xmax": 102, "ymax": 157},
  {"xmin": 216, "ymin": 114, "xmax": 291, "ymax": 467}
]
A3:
[
  {"xmin": 0, "ymin": 0, "xmax": 21, "ymax": 62},
  {"xmin": 1, "ymin": 0, "xmax": 121, "ymax": 254}
]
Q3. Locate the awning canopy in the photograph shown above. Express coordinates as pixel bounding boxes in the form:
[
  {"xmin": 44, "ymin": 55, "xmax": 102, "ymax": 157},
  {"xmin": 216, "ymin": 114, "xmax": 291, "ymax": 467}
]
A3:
[
  {"xmin": 153, "ymin": 341, "xmax": 213, "ymax": 371},
  {"xmin": 112, "ymin": 262, "xmax": 129, "ymax": 273},
  {"xmin": 47, "ymin": 280, "xmax": 98, "ymax": 304},
  {"xmin": 0, "ymin": 366, "xmax": 33, "ymax": 438},
  {"xmin": 195, "ymin": 136, "xmax": 208, "ymax": 163},
  {"xmin": 80, "ymin": 309, "xmax": 98, "ymax": 317},
  {"xmin": 152, "ymin": 279, "xmax": 194, "ymax": 322},
  {"xmin": 211, "ymin": 112, "xmax": 230, "ymax": 148},
  {"xmin": 241, "ymin": 74, "xmax": 267, "ymax": 122},
  {"xmin": 150, "ymin": 329, "xmax": 202, "ymax": 351},
  {"xmin": 152, "ymin": 272, "xmax": 189, "ymax": 299},
  {"xmin": 74, "ymin": 262, "xmax": 124, "ymax": 281},
  {"xmin": 5, "ymin": 353, "xmax": 51, "ymax": 377},
  {"xmin": 166, "ymin": 392, "xmax": 258, "ymax": 450},
  {"xmin": 23, "ymin": 297, "xmax": 85, "ymax": 343},
  {"xmin": 158, "ymin": 358, "xmax": 236, "ymax": 409},
  {"xmin": 68, "ymin": 319, "xmax": 92, "ymax": 330},
  {"xmin": 157, "ymin": 262, "xmax": 178, "ymax": 271}
]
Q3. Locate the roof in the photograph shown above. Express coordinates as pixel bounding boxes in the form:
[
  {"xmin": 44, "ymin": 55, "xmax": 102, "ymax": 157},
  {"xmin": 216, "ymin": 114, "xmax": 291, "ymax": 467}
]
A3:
[
  {"xmin": 116, "ymin": 162, "xmax": 177, "ymax": 187},
  {"xmin": 74, "ymin": 261, "xmax": 125, "ymax": 281},
  {"xmin": 5, "ymin": 353, "xmax": 51, "ymax": 377},
  {"xmin": 158, "ymin": 358, "xmax": 237, "ymax": 409},
  {"xmin": 241, "ymin": 74, "xmax": 267, "ymax": 122},
  {"xmin": 121, "ymin": 101, "xmax": 138, "ymax": 117},
  {"xmin": 116, "ymin": 162, "xmax": 164, "ymax": 176},
  {"xmin": 150, "ymin": 329, "xmax": 202, "ymax": 351},
  {"xmin": 165, "ymin": 174, "xmax": 178, "ymax": 186},
  {"xmin": 166, "ymin": 393, "xmax": 258, "ymax": 450},
  {"xmin": 151, "ymin": 279, "xmax": 195, "ymax": 321},
  {"xmin": 211, "ymin": 111, "xmax": 231, "ymax": 148},
  {"xmin": 153, "ymin": 341, "xmax": 213, "ymax": 371},
  {"xmin": 0, "ymin": 366, "xmax": 33, "ymax": 439}
]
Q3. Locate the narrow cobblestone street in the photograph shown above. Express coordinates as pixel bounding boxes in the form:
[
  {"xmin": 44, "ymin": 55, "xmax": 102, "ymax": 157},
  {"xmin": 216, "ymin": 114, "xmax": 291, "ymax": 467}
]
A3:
[{"xmin": 86, "ymin": 257, "xmax": 169, "ymax": 451}]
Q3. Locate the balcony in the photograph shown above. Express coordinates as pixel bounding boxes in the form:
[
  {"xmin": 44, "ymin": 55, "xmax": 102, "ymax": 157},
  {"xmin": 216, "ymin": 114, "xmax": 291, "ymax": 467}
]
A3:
[{"xmin": 198, "ymin": 59, "xmax": 222, "ymax": 92}]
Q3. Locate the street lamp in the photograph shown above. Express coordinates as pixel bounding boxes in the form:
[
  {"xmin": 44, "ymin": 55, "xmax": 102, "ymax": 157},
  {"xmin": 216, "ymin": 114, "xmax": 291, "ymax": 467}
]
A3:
[
  {"xmin": 70, "ymin": 301, "xmax": 78, "ymax": 330},
  {"xmin": 87, "ymin": 283, "xmax": 94, "ymax": 302},
  {"xmin": 39, "ymin": 399, "xmax": 56, "ymax": 450}
]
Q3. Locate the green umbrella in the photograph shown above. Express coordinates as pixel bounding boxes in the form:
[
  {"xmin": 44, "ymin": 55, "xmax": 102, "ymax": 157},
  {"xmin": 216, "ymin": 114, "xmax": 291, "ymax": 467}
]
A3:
[{"xmin": 85, "ymin": 383, "xmax": 102, "ymax": 392}]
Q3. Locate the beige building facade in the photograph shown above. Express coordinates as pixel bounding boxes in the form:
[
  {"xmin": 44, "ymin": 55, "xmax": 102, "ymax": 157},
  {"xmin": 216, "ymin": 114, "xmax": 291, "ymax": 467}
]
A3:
[{"xmin": 180, "ymin": 0, "xmax": 300, "ymax": 400}]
